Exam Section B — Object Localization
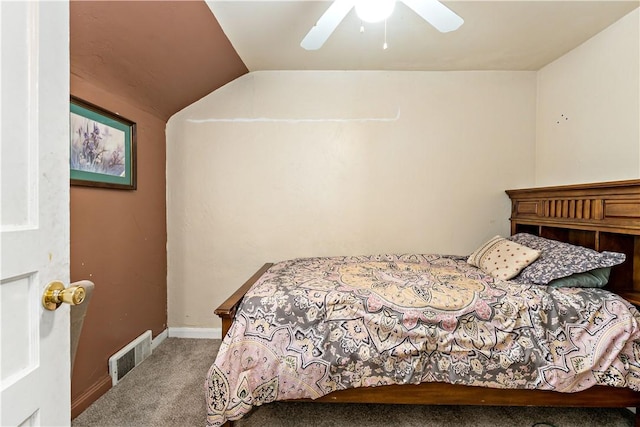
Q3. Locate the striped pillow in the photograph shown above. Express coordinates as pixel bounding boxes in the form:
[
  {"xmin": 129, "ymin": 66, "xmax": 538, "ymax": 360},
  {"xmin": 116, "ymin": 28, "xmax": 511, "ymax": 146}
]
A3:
[{"xmin": 468, "ymin": 235, "xmax": 540, "ymax": 280}]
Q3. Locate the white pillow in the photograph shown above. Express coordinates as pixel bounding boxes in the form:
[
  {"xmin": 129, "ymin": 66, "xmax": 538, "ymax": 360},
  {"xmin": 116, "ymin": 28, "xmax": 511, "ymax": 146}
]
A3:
[{"xmin": 467, "ymin": 235, "xmax": 540, "ymax": 280}]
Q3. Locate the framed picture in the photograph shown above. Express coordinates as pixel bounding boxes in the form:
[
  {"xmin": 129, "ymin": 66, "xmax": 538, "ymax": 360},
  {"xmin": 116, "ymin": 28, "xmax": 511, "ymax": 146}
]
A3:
[{"xmin": 70, "ymin": 97, "xmax": 137, "ymax": 190}]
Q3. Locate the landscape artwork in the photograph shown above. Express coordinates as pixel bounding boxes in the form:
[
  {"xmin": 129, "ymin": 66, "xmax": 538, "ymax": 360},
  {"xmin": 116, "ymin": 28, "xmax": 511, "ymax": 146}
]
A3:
[
  {"xmin": 70, "ymin": 97, "xmax": 136, "ymax": 190},
  {"xmin": 70, "ymin": 113, "xmax": 126, "ymax": 176}
]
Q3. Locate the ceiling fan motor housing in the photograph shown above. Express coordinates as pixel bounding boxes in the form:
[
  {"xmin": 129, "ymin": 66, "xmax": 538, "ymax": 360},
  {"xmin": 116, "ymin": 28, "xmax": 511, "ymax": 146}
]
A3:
[{"xmin": 355, "ymin": 0, "xmax": 396, "ymax": 23}]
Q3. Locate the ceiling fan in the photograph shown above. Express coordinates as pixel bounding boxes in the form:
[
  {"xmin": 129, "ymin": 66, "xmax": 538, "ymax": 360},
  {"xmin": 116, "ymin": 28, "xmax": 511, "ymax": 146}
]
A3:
[{"xmin": 301, "ymin": 0, "xmax": 464, "ymax": 50}]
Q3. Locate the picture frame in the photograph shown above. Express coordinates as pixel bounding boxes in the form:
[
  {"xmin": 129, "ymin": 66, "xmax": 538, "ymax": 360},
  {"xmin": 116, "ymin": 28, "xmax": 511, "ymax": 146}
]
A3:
[{"xmin": 70, "ymin": 97, "xmax": 137, "ymax": 190}]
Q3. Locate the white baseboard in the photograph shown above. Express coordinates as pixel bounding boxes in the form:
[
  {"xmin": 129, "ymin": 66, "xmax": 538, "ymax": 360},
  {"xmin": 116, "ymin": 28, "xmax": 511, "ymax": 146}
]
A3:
[
  {"xmin": 167, "ymin": 327, "xmax": 221, "ymax": 339},
  {"xmin": 151, "ymin": 329, "xmax": 168, "ymax": 351}
]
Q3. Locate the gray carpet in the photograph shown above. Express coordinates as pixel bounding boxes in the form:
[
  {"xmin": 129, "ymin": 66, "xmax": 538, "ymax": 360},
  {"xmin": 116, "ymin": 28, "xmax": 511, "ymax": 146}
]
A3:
[
  {"xmin": 72, "ymin": 338, "xmax": 635, "ymax": 427},
  {"xmin": 73, "ymin": 338, "xmax": 217, "ymax": 427}
]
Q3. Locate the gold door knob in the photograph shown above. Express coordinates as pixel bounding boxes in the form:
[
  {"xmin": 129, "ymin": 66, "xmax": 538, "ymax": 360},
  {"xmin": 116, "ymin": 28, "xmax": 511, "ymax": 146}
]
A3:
[{"xmin": 42, "ymin": 281, "xmax": 86, "ymax": 311}]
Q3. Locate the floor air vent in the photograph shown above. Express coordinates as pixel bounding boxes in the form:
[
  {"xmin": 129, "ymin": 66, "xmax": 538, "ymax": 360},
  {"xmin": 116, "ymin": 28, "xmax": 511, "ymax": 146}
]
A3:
[{"xmin": 108, "ymin": 330, "xmax": 152, "ymax": 386}]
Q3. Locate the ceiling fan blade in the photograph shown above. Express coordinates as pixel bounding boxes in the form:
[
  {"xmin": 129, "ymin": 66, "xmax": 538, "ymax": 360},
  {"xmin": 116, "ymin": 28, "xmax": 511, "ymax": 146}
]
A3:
[
  {"xmin": 301, "ymin": 0, "xmax": 355, "ymax": 50},
  {"xmin": 401, "ymin": 0, "xmax": 463, "ymax": 33}
]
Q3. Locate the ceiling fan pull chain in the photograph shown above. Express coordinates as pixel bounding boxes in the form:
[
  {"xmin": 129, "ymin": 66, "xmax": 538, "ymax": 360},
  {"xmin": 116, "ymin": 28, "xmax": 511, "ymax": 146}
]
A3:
[{"xmin": 383, "ymin": 19, "xmax": 388, "ymax": 50}]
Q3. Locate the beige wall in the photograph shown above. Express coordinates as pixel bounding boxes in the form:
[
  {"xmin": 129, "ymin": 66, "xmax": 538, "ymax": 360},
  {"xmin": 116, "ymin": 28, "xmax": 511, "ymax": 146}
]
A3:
[
  {"xmin": 535, "ymin": 9, "xmax": 640, "ymax": 186},
  {"xmin": 166, "ymin": 71, "xmax": 537, "ymax": 329}
]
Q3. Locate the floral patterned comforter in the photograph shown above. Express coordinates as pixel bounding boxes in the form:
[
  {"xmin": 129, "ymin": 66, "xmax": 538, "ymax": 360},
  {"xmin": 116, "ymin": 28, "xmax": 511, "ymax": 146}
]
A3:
[{"xmin": 206, "ymin": 254, "xmax": 640, "ymax": 426}]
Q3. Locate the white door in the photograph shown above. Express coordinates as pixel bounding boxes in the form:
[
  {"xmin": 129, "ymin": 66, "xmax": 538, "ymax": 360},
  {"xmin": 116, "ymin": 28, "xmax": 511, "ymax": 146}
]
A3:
[{"xmin": 1, "ymin": 1, "xmax": 71, "ymax": 426}]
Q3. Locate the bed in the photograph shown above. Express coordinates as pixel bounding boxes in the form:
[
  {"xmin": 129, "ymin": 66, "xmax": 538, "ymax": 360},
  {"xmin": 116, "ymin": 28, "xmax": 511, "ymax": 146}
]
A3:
[{"xmin": 208, "ymin": 179, "xmax": 640, "ymax": 427}]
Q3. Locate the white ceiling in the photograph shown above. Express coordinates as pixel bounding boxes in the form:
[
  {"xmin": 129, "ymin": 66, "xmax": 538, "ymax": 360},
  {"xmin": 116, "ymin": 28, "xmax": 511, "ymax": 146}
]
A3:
[{"xmin": 206, "ymin": 0, "xmax": 639, "ymax": 71}]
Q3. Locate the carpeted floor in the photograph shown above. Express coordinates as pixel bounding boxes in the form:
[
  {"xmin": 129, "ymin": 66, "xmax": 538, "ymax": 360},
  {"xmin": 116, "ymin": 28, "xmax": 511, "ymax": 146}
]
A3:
[
  {"xmin": 73, "ymin": 338, "xmax": 218, "ymax": 427},
  {"xmin": 72, "ymin": 338, "xmax": 635, "ymax": 427}
]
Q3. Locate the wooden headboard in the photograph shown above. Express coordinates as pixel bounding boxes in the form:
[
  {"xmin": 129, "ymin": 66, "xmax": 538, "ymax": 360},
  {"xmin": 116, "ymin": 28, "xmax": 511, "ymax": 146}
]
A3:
[{"xmin": 506, "ymin": 179, "xmax": 640, "ymax": 306}]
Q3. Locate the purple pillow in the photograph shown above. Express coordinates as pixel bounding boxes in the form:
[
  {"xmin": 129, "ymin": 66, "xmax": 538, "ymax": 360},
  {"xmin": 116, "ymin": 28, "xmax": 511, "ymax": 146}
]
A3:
[{"xmin": 508, "ymin": 233, "xmax": 625, "ymax": 285}]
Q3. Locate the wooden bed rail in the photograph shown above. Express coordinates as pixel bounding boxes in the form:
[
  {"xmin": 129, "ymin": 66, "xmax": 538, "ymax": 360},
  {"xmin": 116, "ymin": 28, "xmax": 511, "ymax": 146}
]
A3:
[{"xmin": 215, "ymin": 263, "xmax": 273, "ymax": 338}]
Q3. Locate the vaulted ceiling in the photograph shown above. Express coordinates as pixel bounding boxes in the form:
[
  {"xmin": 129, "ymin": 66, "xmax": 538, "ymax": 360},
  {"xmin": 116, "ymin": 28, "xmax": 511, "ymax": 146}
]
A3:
[
  {"xmin": 208, "ymin": 0, "xmax": 639, "ymax": 71},
  {"xmin": 70, "ymin": 1, "xmax": 639, "ymax": 121}
]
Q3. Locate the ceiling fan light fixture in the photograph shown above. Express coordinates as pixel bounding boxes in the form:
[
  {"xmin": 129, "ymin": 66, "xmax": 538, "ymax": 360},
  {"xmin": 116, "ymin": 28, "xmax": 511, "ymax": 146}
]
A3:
[{"xmin": 355, "ymin": 0, "xmax": 396, "ymax": 23}]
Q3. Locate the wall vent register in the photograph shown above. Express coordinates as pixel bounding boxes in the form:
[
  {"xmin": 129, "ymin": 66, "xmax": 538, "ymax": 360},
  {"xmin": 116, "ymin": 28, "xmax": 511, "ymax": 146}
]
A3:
[{"xmin": 108, "ymin": 330, "xmax": 152, "ymax": 386}]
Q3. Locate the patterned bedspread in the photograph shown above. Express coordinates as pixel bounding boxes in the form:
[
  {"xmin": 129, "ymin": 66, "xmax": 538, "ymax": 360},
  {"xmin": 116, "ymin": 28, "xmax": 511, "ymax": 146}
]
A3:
[{"xmin": 206, "ymin": 254, "xmax": 640, "ymax": 426}]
